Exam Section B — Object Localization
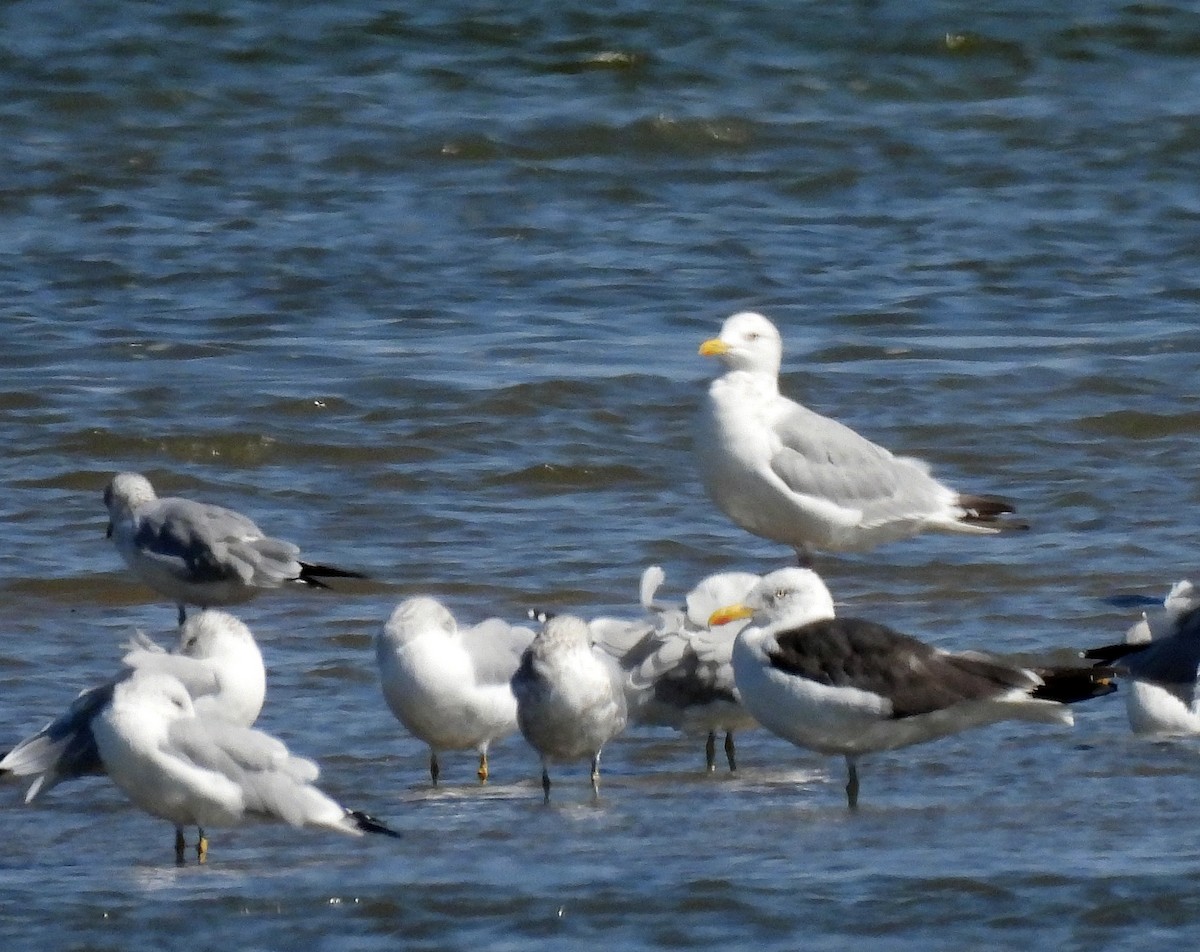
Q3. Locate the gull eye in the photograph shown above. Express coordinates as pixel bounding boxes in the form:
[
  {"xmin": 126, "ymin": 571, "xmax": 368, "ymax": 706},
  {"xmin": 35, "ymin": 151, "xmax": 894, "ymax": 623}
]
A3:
[{"xmin": 775, "ymin": 589, "xmax": 789, "ymax": 599}]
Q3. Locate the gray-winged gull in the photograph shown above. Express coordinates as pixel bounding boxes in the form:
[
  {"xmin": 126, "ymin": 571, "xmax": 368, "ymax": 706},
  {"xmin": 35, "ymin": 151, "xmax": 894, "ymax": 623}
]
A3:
[
  {"xmin": 511, "ymin": 615, "xmax": 627, "ymax": 802},
  {"xmin": 92, "ymin": 669, "xmax": 399, "ymax": 862},
  {"xmin": 1, "ymin": 610, "xmax": 269, "ymax": 860},
  {"xmin": 591, "ymin": 566, "xmax": 761, "ymax": 772},
  {"xmin": 376, "ymin": 597, "xmax": 535, "ymax": 785},
  {"xmin": 696, "ymin": 312, "xmax": 1020, "ymax": 563},
  {"xmin": 104, "ymin": 472, "xmax": 366, "ymax": 623}
]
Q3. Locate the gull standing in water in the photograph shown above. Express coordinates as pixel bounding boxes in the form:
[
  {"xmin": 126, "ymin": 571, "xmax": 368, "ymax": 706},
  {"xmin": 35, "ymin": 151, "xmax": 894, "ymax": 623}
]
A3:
[
  {"xmin": 710, "ymin": 567, "xmax": 1115, "ymax": 808},
  {"xmin": 592, "ymin": 567, "xmax": 761, "ymax": 772},
  {"xmin": 104, "ymin": 472, "xmax": 366, "ymax": 623},
  {"xmin": 92, "ymin": 670, "xmax": 399, "ymax": 862},
  {"xmin": 1085, "ymin": 580, "xmax": 1200, "ymax": 735},
  {"xmin": 512, "ymin": 615, "xmax": 627, "ymax": 803},
  {"xmin": 696, "ymin": 312, "xmax": 1020, "ymax": 563},
  {"xmin": 1, "ymin": 610, "xmax": 268, "ymax": 860},
  {"xmin": 376, "ymin": 597, "xmax": 535, "ymax": 785}
]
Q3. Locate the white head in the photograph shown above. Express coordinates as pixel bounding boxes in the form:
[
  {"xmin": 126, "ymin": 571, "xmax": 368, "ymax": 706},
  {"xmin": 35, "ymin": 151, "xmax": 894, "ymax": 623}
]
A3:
[
  {"xmin": 380, "ymin": 597, "xmax": 458, "ymax": 649},
  {"xmin": 176, "ymin": 610, "xmax": 257, "ymax": 660},
  {"xmin": 709, "ymin": 567, "xmax": 836, "ymax": 630},
  {"xmin": 536, "ymin": 614, "xmax": 593, "ymax": 652},
  {"xmin": 104, "ymin": 472, "xmax": 158, "ymax": 522},
  {"xmin": 685, "ymin": 571, "xmax": 762, "ymax": 629},
  {"xmin": 698, "ymin": 311, "xmax": 784, "ymax": 377}
]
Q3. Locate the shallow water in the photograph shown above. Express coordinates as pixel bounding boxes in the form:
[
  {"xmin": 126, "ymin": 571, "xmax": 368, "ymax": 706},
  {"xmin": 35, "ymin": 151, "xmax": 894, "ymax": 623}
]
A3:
[{"xmin": 2, "ymin": 1, "xmax": 1200, "ymax": 949}]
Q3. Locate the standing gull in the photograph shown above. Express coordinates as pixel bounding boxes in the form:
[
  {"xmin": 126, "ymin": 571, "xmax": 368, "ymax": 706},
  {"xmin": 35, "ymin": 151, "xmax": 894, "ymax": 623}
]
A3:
[
  {"xmin": 104, "ymin": 472, "xmax": 366, "ymax": 623},
  {"xmin": 1, "ymin": 610, "xmax": 268, "ymax": 860},
  {"xmin": 512, "ymin": 615, "xmax": 627, "ymax": 802},
  {"xmin": 92, "ymin": 670, "xmax": 399, "ymax": 862},
  {"xmin": 376, "ymin": 597, "xmax": 535, "ymax": 785},
  {"xmin": 1085, "ymin": 580, "xmax": 1200, "ymax": 735},
  {"xmin": 696, "ymin": 312, "xmax": 1019, "ymax": 563},
  {"xmin": 710, "ymin": 567, "xmax": 1115, "ymax": 808},
  {"xmin": 592, "ymin": 567, "xmax": 761, "ymax": 772}
]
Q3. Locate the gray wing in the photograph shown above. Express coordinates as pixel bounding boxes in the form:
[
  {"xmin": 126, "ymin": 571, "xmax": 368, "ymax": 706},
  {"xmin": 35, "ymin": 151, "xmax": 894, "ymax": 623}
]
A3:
[
  {"xmin": 590, "ymin": 617, "xmax": 659, "ymax": 669},
  {"xmin": 461, "ymin": 619, "xmax": 536, "ymax": 685},
  {"xmin": 136, "ymin": 498, "xmax": 300, "ymax": 585},
  {"xmin": 168, "ymin": 717, "xmax": 304, "ymax": 776},
  {"xmin": 768, "ymin": 401, "xmax": 948, "ymax": 518},
  {"xmin": 167, "ymin": 718, "xmax": 339, "ymax": 828},
  {"xmin": 0, "ymin": 681, "xmax": 116, "ymax": 801}
]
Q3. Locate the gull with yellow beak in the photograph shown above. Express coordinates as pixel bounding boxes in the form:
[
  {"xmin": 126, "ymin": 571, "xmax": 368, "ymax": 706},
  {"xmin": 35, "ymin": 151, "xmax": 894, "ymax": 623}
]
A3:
[
  {"xmin": 711, "ymin": 567, "xmax": 1116, "ymax": 808},
  {"xmin": 696, "ymin": 311, "xmax": 1020, "ymax": 563}
]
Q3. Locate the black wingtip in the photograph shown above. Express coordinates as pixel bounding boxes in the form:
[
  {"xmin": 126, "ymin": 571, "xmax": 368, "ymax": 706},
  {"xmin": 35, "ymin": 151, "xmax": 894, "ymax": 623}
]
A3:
[
  {"xmin": 298, "ymin": 561, "xmax": 370, "ymax": 588},
  {"xmin": 1032, "ymin": 666, "xmax": 1120, "ymax": 704},
  {"xmin": 957, "ymin": 494, "xmax": 1029, "ymax": 531},
  {"xmin": 1082, "ymin": 641, "xmax": 1145, "ymax": 664},
  {"xmin": 348, "ymin": 810, "xmax": 402, "ymax": 839}
]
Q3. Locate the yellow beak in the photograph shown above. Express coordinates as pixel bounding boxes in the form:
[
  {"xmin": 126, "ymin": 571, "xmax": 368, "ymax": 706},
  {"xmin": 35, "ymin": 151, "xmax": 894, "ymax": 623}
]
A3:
[
  {"xmin": 708, "ymin": 603, "xmax": 755, "ymax": 627},
  {"xmin": 699, "ymin": 338, "xmax": 728, "ymax": 357}
]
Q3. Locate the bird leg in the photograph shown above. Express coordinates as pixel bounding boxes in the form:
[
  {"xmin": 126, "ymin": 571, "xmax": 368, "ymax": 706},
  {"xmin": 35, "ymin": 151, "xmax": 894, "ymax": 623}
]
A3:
[
  {"xmin": 477, "ymin": 751, "xmax": 489, "ymax": 785},
  {"xmin": 724, "ymin": 731, "xmax": 737, "ymax": 772},
  {"xmin": 590, "ymin": 751, "xmax": 602, "ymax": 797},
  {"xmin": 429, "ymin": 750, "xmax": 440, "ymax": 787},
  {"xmin": 174, "ymin": 827, "xmax": 186, "ymax": 865},
  {"xmin": 176, "ymin": 604, "xmax": 188, "ymax": 626},
  {"xmin": 197, "ymin": 828, "xmax": 208, "ymax": 864},
  {"xmin": 541, "ymin": 764, "xmax": 552, "ymax": 804},
  {"xmin": 705, "ymin": 732, "xmax": 717, "ymax": 772},
  {"xmin": 845, "ymin": 757, "xmax": 860, "ymax": 810},
  {"xmin": 794, "ymin": 547, "xmax": 814, "ymax": 569}
]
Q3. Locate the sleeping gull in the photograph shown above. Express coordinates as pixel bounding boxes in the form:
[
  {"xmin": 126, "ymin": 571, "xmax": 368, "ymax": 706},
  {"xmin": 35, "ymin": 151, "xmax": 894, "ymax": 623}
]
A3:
[
  {"xmin": 2, "ymin": 610, "xmax": 266, "ymax": 800},
  {"xmin": 91, "ymin": 669, "xmax": 399, "ymax": 862},
  {"xmin": 511, "ymin": 615, "xmax": 627, "ymax": 802},
  {"xmin": 592, "ymin": 566, "xmax": 761, "ymax": 771},
  {"xmin": 104, "ymin": 472, "xmax": 366, "ymax": 623},
  {"xmin": 376, "ymin": 597, "xmax": 535, "ymax": 785},
  {"xmin": 1, "ymin": 610, "xmax": 268, "ymax": 860},
  {"xmin": 1084, "ymin": 580, "xmax": 1200, "ymax": 735},
  {"xmin": 696, "ymin": 312, "xmax": 1020, "ymax": 562},
  {"xmin": 710, "ymin": 567, "xmax": 1116, "ymax": 808}
]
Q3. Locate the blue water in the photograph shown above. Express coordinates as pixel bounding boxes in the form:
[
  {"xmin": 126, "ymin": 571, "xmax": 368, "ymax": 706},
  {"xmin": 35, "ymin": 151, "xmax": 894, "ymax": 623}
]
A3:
[{"xmin": 1, "ymin": 1, "xmax": 1199, "ymax": 949}]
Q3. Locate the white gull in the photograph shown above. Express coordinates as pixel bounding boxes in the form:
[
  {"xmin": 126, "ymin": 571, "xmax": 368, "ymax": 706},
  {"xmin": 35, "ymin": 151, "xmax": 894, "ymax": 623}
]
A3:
[
  {"xmin": 92, "ymin": 670, "xmax": 399, "ymax": 862},
  {"xmin": 696, "ymin": 311, "xmax": 1020, "ymax": 562},
  {"xmin": 376, "ymin": 597, "xmax": 535, "ymax": 785}
]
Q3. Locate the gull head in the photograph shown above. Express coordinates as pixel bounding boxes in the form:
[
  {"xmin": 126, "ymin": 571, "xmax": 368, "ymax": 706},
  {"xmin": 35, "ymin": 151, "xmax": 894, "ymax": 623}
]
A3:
[
  {"xmin": 176, "ymin": 610, "xmax": 257, "ymax": 659},
  {"xmin": 708, "ymin": 567, "xmax": 836, "ymax": 630},
  {"xmin": 535, "ymin": 614, "xmax": 593, "ymax": 652},
  {"xmin": 685, "ymin": 571, "xmax": 762, "ymax": 629},
  {"xmin": 381, "ymin": 597, "xmax": 458, "ymax": 648},
  {"xmin": 698, "ymin": 311, "xmax": 783, "ymax": 377},
  {"xmin": 104, "ymin": 472, "xmax": 158, "ymax": 534}
]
